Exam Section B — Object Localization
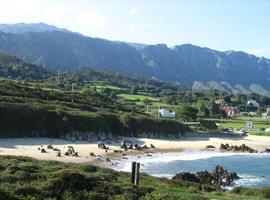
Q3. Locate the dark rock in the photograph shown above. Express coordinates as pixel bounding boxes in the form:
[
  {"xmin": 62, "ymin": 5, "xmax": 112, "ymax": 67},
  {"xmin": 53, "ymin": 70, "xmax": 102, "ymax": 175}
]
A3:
[
  {"xmin": 172, "ymin": 165, "xmax": 239, "ymax": 187},
  {"xmin": 41, "ymin": 148, "xmax": 47, "ymax": 153},
  {"xmin": 89, "ymin": 152, "xmax": 96, "ymax": 157},
  {"xmin": 150, "ymin": 144, "xmax": 156, "ymax": 148},
  {"xmin": 121, "ymin": 141, "xmax": 128, "ymax": 150},
  {"xmin": 57, "ymin": 152, "xmax": 61, "ymax": 157},
  {"xmin": 205, "ymin": 145, "xmax": 215, "ymax": 149},
  {"xmin": 113, "ymin": 150, "xmax": 123, "ymax": 153},
  {"xmin": 172, "ymin": 172, "xmax": 200, "ymax": 183},
  {"xmin": 219, "ymin": 143, "xmax": 257, "ymax": 153},
  {"xmin": 47, "ymin": 144, "xmax": 53, "ymax": 149}
]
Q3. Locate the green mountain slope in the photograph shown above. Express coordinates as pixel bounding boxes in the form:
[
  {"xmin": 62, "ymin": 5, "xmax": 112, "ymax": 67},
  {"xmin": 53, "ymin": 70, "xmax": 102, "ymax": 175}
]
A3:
[{"xmin": 0, "ymin": 51, "xmax": 51, "ymax": 80}]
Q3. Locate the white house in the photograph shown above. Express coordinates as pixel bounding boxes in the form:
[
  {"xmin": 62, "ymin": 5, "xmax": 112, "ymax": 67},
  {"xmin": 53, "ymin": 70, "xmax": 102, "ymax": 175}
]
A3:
[
  {"xmin": 247, "ymin": 100, "xmax": 260, "ymax": 107},
  {"xmin": 159, "ymin": 109, "xmax": 176, "ymax": 118}
]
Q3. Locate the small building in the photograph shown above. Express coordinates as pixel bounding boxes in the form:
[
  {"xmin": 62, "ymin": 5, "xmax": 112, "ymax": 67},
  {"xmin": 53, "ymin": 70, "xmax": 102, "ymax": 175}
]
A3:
[
  {"xmin": 247, "ymin": 100, "xmax": 260, "ymax": 108},
  {"xmin": 266, "ymin": 107, "xmax": 270, "ymax": 114},
  {"xmin": 223, "ymin": 106, "xmax": 240, "ymax": 117},
  {"xmin": 159, "ymin": 109, "xmax": 176, "ymax": 118}
]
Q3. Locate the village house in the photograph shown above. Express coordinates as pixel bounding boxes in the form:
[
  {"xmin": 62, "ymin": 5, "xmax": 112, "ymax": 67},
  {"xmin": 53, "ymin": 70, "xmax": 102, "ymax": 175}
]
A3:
[
  {"xmin": 159, "ymin": 109, "xmax": 176, "ymax": 118},
  {"xmin": 267, "ymin": 106, "xmax": 270, "ymax": 114},
  {"xmin": 223, "ymin": 106, "xmax": 240, "ymax": 117},
  {"xmin": 247, "ymin": 100, "xmax": 260, "ymax": 108}
]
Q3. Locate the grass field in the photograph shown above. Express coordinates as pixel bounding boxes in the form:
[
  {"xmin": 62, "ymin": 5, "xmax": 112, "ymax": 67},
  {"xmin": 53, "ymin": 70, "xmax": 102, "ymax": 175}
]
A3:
[
  {"xmin": 208, "ymin": 117, "xmax": 270, "ymax": 135},
  {"xmin": 117, "ymin": 93, "xmax": 160, "ymax": 101}
]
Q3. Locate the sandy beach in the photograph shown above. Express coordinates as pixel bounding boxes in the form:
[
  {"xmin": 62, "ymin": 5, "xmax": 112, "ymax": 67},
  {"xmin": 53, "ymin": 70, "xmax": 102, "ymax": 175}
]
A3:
[{"xmin": 0, "ymin": 135, "xmax": 270, "ymax": 164}]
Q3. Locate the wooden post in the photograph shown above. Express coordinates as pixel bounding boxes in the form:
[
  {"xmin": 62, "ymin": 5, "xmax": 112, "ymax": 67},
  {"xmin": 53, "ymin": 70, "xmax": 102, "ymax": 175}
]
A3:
[
  {"xmin": 131, "ymin": 162, "xmax": 136, "ymax": 184},
  {"xmin": 135, "ymin": 162, "xmax": 140, "ymax": 186}
]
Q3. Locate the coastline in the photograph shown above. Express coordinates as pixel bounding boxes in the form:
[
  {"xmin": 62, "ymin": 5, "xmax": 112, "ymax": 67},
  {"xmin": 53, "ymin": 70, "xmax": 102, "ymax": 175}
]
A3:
[{"xmin": 0, "ymin": 134, "xmax": 270, "ymax": 164}]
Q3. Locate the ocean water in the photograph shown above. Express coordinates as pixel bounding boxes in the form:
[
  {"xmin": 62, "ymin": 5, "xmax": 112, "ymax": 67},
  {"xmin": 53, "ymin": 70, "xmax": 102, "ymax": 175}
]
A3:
[{"xmin": 108, "ymin": 150, "xmax": 270, "ymax": 188}]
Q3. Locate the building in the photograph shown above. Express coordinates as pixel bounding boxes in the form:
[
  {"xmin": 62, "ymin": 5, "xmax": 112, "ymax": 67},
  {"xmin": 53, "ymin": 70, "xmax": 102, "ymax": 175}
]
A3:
[
  {"xmin": 223, "ymin": 106, "xmax": 240, "ymax": 117},
  {"xmin": 247, "ymin": 100, "xmax": 260, "ymax": 108},
  {"xmin": 267, "ymin": 107, "xmax": 270, "ymax": 114},
  {"xmin": 159, "ymin": 109, "xmax": 176, "ymax": 118}
]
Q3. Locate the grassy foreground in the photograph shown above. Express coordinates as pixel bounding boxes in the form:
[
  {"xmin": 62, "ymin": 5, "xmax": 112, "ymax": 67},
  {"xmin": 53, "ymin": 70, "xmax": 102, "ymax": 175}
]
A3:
[{"xmin": 0, "ymin": 156, "xmax": 269, "ymax": 200}]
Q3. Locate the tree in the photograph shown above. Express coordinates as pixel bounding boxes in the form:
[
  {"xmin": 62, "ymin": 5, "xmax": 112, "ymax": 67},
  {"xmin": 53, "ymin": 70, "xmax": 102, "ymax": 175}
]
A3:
[
  {"xmin": 223, "ymin": 95, "xmax": 231, "ymax": 103},
  {"xmin": 130, "ymin": 86, "xmax": 138, "ymax": 94},
  {"xmin": 197, "ymin": 101, "xmax": 210, "ymax": 117},
  {"xmin": 209, "ymin": 102, "xmax": 221, "ymax": 117},
  {"xmin": 176, "ymin": 105, "xmax": 198, "ymax": 121}
]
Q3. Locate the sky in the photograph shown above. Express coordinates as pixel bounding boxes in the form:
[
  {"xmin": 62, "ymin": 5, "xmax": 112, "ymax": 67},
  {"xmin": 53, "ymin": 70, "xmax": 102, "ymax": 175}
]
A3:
[{"xmin": 0, "ymin": 0, "xmax": 270, "ymax": 57}]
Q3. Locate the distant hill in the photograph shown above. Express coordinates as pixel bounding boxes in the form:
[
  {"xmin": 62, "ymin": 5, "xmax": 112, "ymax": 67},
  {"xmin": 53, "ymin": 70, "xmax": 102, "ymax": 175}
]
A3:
[
  {"xmin": 0, "ymin": 23, "xmax": 270, "ymax": 96},
  {"xmin": 0, "ymin": 51, "xmax": 51, "ymax": 80},
  {"xmin": 0, "ymin": 22, "xmax": 72, "ymax": 34}
]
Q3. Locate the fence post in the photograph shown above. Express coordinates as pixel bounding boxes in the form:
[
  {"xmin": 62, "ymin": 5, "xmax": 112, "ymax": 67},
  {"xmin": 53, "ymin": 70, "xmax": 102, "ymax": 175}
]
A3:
[
  {"xmin": 131, "ymin": 162, "xmax": 136, "ymax": 184},
  {"xmin": 135, "ymin": 162, "xmax": 140, "ymax": 186}
]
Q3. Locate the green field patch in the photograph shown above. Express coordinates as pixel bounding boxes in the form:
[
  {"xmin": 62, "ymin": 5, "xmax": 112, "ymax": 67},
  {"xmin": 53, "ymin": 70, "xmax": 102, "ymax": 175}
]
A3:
[{"xmin": 117, "ymin": 93, "xmax": 160, "ymax": 101}]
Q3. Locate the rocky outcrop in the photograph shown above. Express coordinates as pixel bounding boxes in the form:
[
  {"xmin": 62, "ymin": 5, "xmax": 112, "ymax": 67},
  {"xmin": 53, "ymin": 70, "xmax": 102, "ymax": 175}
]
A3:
[
  {"xmin": 219, "ymin": 143, "xmax": 257, "ymax": 153},
  {"xmin": 172, "ymin": 166, "xmax": 239, "ymax": 187}
]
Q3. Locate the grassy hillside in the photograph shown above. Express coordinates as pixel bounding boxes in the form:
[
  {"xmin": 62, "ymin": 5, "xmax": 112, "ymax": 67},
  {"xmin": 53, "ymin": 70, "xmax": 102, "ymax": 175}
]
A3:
[
  {"xmin": 0, "ymin": 78, "xmax": 188, "ymax": 138},
  {"xmin": 0, "ymin": 156, "xmax": 269, "ymax": 200},
  {"xmin": 0, "ymin": 51, "xmax": 51, "ymax": 80}
]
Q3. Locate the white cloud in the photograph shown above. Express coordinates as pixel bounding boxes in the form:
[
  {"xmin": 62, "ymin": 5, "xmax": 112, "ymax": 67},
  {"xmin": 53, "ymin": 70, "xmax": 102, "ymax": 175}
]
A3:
[{"xmin": 129, "ymin": 8, "xmax": 140, "ymax": 16}]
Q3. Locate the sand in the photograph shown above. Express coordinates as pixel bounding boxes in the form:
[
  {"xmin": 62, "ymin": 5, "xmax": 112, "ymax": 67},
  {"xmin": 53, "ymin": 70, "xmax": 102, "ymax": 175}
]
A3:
[{"xmin": 0, "ymin": 135, "xmax": 270, "ymax": 163}]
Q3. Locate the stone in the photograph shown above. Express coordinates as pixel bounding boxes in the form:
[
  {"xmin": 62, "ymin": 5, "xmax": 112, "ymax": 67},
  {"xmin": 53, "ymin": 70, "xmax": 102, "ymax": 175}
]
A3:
[{"xmin": 41, "ymin": 148, "xmax": 47, "ymax": 153}]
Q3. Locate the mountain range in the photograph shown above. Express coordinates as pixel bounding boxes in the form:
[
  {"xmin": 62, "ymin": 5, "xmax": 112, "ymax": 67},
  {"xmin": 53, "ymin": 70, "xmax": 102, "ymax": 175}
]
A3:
[{"xmin": 0, "ymin": 23, "xmax": 270, "ymax": 96}]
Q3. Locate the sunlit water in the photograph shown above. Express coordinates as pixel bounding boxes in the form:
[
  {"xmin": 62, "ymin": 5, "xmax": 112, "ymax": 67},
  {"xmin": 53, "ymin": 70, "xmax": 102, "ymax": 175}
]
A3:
[{"xmin": 107, "ymin": 150, "xmax": 270, "ymax": 188}]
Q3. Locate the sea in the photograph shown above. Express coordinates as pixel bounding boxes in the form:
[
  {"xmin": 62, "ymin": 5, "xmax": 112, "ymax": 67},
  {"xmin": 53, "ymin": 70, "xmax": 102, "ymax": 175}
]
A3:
[{"xmin": 107, "ymin": 150, "xmax": 270, "ymax": 189}]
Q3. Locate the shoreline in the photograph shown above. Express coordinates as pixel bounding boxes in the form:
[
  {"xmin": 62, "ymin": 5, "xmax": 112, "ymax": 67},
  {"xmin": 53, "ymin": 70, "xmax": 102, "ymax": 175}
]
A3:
[{"xmin": 0, "ymin": 134, "xmax": 270, "ymax": 164}]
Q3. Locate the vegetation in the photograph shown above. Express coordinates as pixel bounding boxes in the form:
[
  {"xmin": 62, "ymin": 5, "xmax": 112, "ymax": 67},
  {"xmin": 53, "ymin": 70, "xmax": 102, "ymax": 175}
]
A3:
[
  {"xmin": 0, "ymin": 78, "xmax": 188, "ymax": 138},
  {"xmin": 0, "ymin": 156, "xmax": 269, "ymax": 200}
]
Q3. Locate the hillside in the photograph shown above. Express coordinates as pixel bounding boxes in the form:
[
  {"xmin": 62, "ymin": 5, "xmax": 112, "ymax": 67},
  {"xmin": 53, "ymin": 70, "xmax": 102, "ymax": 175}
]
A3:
[
  {"xmin": 0, "ymin": 23, "xmax": 270, "ymax": 96},
  {"xmin": 0, "ymin": 51, "xmax": 51, "ymax": 80},
  {"xmin": 0, "ymin": 156, "xmax": 269, "ymax": 200}
]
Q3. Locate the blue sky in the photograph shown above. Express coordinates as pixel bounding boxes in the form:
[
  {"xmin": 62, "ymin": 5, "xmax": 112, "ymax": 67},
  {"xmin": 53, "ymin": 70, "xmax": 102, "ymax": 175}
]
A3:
[{"xmin": 0, "ymin": 0, "xmax": 269, "ymax": 57}]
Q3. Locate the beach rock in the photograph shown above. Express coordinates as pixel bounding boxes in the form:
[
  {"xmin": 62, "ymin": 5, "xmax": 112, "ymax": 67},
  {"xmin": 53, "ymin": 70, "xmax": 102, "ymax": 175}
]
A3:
[
  {"xmin": 106, "ymin": 158, "xmax": 111, "ymax": 162},
  {"xmin": 205, "ymin": 145, "xmax": 215, "ymax": 149},
  {"xmin": 53, "ymin": 148, "xmax": 60, "ymax": 151},
  {"xmin": 113, "ymin": 150, "xmax": 123, "ymax": 153},
  {"xmin": 172, "ymin": 172, "xmax": 199, "ymax": 183},
  {"xmin": 89, "ymin": 152, "xmax": 96, "ymax": 157},
  {"xmin": 172, "ymin": 165, "xmax": 239, "ymax": 187},
  {"xmin": 128, "ymin": 144, "xmax": 133, "ymax": 149},
  {"xmin": 41, "ymin": 148, "xmax": 47, "ymax": 153},
  {"xmin": 47, "ymin": 144, "xmax": 53, "ymax": 149},
  {"xmin": 265, "ymin": 148, "xmax": 270, "ymax": 153},
  {"xmin": 150, "ymin": 144, "xmax": 156, "ymax": 148},
  {"xmin": 219, "ymin": 143, "xmax": 230, "ymax": 150},
  {"xmin": 219, "ymin": 143, "xmax": 257, "ymax": 153},
  {"xmin": 98, "ymin": 143, "xmax": 107, "ymax": 149},
  {"xmin": 73, "ymin": 152, "xmax": 79, "ymax": 157},
  {"xmin": 57, "ymin": 152, "xmax": 61, "ymax": 157},
  {"xmin": 121, "ymin": 141, "xmax": 128, "ymax": 150}
]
